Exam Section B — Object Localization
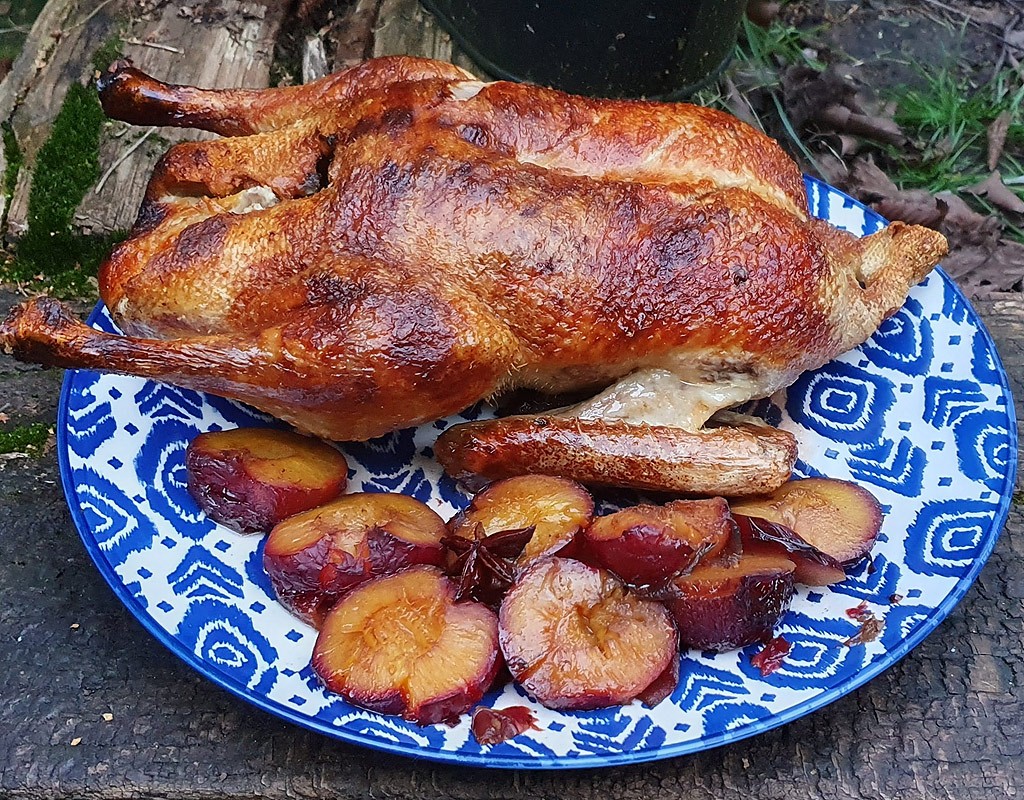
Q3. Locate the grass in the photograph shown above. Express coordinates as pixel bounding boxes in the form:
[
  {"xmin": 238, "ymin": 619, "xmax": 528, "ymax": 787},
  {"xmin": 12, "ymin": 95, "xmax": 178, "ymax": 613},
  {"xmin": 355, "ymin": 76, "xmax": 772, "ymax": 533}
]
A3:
[
  {"xmin": 0, "ymin": 0, "xmax": 48, "ymax": 64},
  {"xmin": 0, "ymin": 81, "xmax": 125, "ymax": 297},
  {"xmin": 885, "ymin": 66, "xmax": 1024, "ymax": 240},
  {"xmin": 91, "ymin": 34, "xmax": 124, "ymax": 74},
  {"xmin": 695, "ymin": 17, "xmax": 831, "ymax": 171},
  {"xmin": 0, "ymin": 422, "xmax": 50, "ymax": 455},
  {"xmin": 694, "ymin": 17, "xmax": 821, "ymax": 107},
  {"xmin": 26, "ymin": 83, "xmax": 105, "ymax": 239},
  {"xmin": 889, "ymin": 69, "xmax": 1024, "ymax": 189},
  {"xmin": 734, "ymin": 15, "xmax": 825, "ymax": 75}
]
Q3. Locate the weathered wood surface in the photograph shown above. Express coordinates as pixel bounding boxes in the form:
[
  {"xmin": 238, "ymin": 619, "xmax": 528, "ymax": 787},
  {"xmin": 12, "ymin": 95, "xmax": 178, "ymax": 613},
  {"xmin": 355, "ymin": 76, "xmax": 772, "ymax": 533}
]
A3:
[
  {"xmin": 0, "ymin": 0, "xmax": 286, "ymax": 240},
  {"xmin": 0, "ymin": 289, "xmax": 1020, "ymax": 799},
  {"xmin": 372, "ymin": 0, "xmax": 483, "ymax": 76}
]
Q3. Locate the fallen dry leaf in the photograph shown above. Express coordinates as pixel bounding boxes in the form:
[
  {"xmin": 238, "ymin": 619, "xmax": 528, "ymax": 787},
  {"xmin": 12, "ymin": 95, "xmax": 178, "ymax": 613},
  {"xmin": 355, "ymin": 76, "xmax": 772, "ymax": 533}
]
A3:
[
  {"xmin": 940, "ymin": 240, "xmax": 1024, "ymax": 295},
  {"xmin": 987, "ymin": 111, "xmax": 1011, "ymax": 171},
  {"xmin": 935, "ymin": 191, "xmax": 1020, "ymax": 293},
  {"xmin": 783, "ymin": 65, "xmax": 857, "ymax": 132},
  {"xmin": 966, "ymin": 171, "xmax": 1024, "ymax": 215},
  {"xmin": 815, "ymin": 152, "xmax": 849, "ymax": 187},
  {"xmin": 936, "ymin": 191, "xmax": 1001, "ymax": 244},
  {"xmin": 840, "ymin": 160, "xmax": 1021, "ymax": 294},
  {"xmin": 844, "ymin": 156, "xmax": 946, "ymax": 228},
  {"xmin": 837, "ymin": 133, "xmax": 861, "ymax": 157},
  {"xmin": 874, "ymin": 191, "xmax": 946, "ymax": 228},
  {"xmin": 846, "ymin": 156, "xmax": 898, "ymax": 201},
  {"xmin": 782, "ymin": 65, "xmax": 904, "ymax": 146},
  {"xmin": 746, "ymin": 0, "xmax": 782, "ymax": 28},
  {"xmin": 819, "ymin": 104, "xmax": 905, "ymax": 146}
]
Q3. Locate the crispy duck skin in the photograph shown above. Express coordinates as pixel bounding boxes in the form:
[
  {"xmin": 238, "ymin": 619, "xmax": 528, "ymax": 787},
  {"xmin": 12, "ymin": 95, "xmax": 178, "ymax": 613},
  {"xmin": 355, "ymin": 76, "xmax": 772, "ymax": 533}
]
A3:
[{"xmin": 0, "ymin": 56, "xmax": 947, "ymax": 496}]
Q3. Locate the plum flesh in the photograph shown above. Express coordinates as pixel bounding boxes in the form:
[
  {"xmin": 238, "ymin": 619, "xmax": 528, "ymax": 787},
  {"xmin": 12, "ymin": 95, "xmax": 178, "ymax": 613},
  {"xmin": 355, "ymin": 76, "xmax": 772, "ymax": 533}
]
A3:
[
  {"xmin": 499, "ymin": 557, "xmax": 677, "ymax": 710},
  {"xmin": 264, "ymin": 492, "xmax": 446, "ymax": 626},
  {"xmin": 312, "ymin": 566, "xmax": 501, "ymax": 725},
  {"xmin": 185, "ymin": 427, "xmax": 348, "ymax": 534}
]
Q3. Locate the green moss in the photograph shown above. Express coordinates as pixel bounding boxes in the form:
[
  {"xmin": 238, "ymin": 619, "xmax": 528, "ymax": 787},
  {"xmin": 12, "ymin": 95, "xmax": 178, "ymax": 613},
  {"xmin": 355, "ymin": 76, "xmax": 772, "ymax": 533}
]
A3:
[
  {"xmin": 0, "ymin": 422, "xmax": 50, "ymax": 455},
  {"xmin": 27, "ymin": 82, "xmax": 104, "ymax": 238},
  {"xmin": 91, "ymin": 34, "xmax": 124, "ymax": 74},
  {"xmin": 1, "ymin": 81, "xmax": 126, "ymax": 297},
  {"xmin": 2, "ymin": 121, "xmax": 22, "ymax": 202}
]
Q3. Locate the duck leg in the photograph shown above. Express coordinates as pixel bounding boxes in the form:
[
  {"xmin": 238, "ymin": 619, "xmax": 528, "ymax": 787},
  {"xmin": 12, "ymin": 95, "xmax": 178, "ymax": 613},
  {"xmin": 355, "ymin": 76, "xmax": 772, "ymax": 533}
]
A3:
[
  {"xmin": 1, "ymin": 282, "xmax": 521, "ymax": 443},
  {"xmin": 96, "ymin": 56, "xmax": 473, "ymax": 136},
  {"xmin": 143, "ymin": 126, "xmax": 336, "ymax": 203}
]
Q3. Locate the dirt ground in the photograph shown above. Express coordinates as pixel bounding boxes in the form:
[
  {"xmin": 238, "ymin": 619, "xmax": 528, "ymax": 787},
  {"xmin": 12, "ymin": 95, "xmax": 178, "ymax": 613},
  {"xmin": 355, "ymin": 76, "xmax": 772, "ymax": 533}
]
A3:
[{"xmin": 784, "ymin": 0, "xmax": 1006, "ymax": 89}]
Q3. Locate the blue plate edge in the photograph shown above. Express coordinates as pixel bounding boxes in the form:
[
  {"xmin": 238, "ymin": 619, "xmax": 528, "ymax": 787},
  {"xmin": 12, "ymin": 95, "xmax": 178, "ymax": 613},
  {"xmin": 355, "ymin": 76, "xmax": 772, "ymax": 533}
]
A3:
[{"xmin": 54, "ymin": 176, "xmax": 1019, "ymax": 770}]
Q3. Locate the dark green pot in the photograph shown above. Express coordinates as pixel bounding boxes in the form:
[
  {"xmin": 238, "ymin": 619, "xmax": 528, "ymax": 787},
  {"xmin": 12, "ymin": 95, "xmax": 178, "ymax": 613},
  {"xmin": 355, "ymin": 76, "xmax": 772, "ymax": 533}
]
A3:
[{"xmin": 420, "ymin": 0, "xmax": 746, "ymax": 99}]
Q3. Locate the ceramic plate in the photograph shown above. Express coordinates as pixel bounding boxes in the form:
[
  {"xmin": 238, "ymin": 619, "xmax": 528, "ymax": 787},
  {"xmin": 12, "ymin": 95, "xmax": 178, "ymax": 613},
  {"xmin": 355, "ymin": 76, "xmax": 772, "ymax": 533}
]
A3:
[{"xmin": 57, "ymin": 177, "xmax": 1017, "ymax": 769}]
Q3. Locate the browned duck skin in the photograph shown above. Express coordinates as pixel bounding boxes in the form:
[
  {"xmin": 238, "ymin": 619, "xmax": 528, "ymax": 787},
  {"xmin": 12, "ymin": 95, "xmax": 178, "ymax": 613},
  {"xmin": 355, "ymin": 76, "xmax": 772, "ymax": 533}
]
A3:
[
  {"xmin": 96, "ymin": 55, "xmax": 473, "ymax": 135},
  {"xmin": 1, "ymin": 57, "xmax": 948, "ymax": 496}
]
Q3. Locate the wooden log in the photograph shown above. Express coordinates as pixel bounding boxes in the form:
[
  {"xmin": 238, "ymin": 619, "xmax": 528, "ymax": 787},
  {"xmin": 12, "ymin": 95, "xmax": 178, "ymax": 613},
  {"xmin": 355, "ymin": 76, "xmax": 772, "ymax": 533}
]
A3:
[
  {"xmin": 329, "ymin": 0, "xmax": 383, "ymax": 71},
  {"xmin": 373, "ymin": 0, "xmax": 488, "ymax": 77},
  {"xmin": 303, "ymin": 34, "xmax": 330, "ymax": 84},
  {"xmin": 0, "ymin": 0, "xmax": 490, "ymax": 244},
  {"xmin": 0, "ymin": 0, "xmax": 118, "ymax": 234},
  {"xmin": 0, "ymin": 0, "xmax": 286, "ymax": 241}
]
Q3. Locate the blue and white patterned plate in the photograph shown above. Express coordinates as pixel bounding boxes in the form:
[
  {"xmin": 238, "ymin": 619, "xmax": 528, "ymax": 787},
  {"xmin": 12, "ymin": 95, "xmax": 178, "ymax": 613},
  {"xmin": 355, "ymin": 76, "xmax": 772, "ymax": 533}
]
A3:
[{"xmin": 57, "ymin": 177, "xmax": 1017, "ymax": 769}]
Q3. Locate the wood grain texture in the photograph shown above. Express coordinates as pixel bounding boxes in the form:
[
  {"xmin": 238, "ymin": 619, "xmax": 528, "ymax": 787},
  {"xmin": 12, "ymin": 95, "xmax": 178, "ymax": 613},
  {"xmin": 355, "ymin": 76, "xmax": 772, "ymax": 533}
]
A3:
[
  {"xmin": 0, "ymin": 291, "xmax": 1020, "ymax": 799},
  {"xmin": 373, "ymin": 0, "xmax": 487, "ymax": 77},
  {"xmin": 0, "ymin": 0, "xmax": 286, "ymax": 240},
  {"xmin": 0, "ymin": 0, "xmax": 121, "ymax": 236}
]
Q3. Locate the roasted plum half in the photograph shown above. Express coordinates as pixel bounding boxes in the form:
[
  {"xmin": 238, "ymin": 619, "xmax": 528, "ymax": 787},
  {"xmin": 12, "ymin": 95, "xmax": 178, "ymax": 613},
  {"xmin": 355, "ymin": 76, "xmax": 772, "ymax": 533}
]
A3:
[
  {"xmin": 583, "ymin": 498, "xmax": 733, "ymax": 588},
  {"xmin": 730, "ymin": 478, "xmax": 883, "ymax": 566},
  {"xmin": 498, "ymin": 557, "xmax": 677, "ymax": 710},
  {"xmin": 185, "ymin": 427, "xmax": 348, "ymax": 534},
  {"xmin": 263, "ymin": 492, "xmax": 446, "ymax": 626},
  {"xmin": 734, "ymin": 514, "xmax": 847, "ymax": 586},
  {"xmin": 666, "ymin": 552, "xmax": 796, "ymax": 651},
  {"xmin": 448, "ymin": 475, "xmax": 594, "ymax": 567},
  {"xmin": 312, "ymin": 566, "xmax": 501, "ymax": 725}
]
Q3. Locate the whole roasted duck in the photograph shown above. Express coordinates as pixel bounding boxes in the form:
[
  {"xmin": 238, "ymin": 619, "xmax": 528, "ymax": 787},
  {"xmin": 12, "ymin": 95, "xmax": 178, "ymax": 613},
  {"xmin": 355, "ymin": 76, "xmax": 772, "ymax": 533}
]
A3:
[{"xmin": 0, "ymin": 56, "xmax": 946, "ymax": 496}]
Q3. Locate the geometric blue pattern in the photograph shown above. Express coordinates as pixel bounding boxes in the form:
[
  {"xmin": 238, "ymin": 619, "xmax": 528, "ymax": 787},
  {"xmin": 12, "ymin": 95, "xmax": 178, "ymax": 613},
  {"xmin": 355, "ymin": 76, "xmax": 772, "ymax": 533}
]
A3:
[
  {"xmin": 847, "ymin": 437, "xmax": 926, "ymax": 497},
  {"xmin": 859, "ymin": 297, "xmax": 933, "ymax": 375},
  {"xmin": 56, "ymin": 176, "xmax": 1017, "ymax": 768}
]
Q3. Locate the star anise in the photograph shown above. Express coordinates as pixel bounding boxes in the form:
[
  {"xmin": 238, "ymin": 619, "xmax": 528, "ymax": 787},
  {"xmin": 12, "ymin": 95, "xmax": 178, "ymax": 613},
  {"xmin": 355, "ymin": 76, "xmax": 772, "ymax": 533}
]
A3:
[{"xmin": 441, "ymin": 523, "xmax": 534, "ymax": 607}]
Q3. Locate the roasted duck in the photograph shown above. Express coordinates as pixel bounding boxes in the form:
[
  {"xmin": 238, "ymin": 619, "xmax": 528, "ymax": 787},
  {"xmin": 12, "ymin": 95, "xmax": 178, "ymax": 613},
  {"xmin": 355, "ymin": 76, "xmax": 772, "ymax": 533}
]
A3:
[{"xmin": 0, "ymin": 56, "xmax": 946, "ymax": 496}]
